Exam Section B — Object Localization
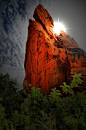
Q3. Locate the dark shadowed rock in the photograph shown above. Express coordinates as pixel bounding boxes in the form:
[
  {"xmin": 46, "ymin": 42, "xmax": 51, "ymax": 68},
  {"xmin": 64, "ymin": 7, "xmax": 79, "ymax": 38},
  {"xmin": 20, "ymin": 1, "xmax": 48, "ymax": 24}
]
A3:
[
  {"xmin": 23, "ymin": 4, "xmax": 86, "ymax": 94},
  {"xmin": 67, "ymin": 48, "xmax": 86, "ymax": 92}
]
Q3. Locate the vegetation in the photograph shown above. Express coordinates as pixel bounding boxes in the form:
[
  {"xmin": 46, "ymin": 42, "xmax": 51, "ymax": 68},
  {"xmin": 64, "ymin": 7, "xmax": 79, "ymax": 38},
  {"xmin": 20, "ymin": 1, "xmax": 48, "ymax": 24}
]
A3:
[
  {"xmin": 53, "ymin": 42, "xmax": 55, "ymax": 44},
  {"xmin": 0, "ymin": 73, "xmax": 86, "ymax": 130}
]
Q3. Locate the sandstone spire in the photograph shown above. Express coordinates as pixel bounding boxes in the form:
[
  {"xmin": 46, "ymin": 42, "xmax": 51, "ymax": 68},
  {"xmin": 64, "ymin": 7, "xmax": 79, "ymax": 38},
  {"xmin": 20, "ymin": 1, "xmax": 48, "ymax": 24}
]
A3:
[{"xmin": 24, "ymin": 4, "xmax": 86, "ymax": 94}]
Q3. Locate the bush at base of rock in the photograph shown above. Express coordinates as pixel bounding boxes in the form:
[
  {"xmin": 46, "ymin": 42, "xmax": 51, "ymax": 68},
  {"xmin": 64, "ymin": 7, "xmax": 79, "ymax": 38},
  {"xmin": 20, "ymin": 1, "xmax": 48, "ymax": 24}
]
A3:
[{"xmin": 0, "ymin": 73, "xmax": 86, "ymax": 130}]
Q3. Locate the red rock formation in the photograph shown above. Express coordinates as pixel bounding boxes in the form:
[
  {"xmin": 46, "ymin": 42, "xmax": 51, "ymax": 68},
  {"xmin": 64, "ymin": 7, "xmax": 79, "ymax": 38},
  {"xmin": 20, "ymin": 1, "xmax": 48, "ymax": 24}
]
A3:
[
  {"xmin": 54, "ymin": 31, "xmax": 79, "ymax": 48},
  {"xmin": 24, "ymin": 4, "xmax": 86, "ymax": 94},
  {"xmin": 33, "ymin": 4, "xmax": 54, "ymax": 39},
  {"xmin": 54, "ymin": 31, "xmax": 86, "ymax": 93},
  {"xmin": 67, "ymin": 48, "xmax": 86, "ymax": 92},
  {"xmin": 24, "ymin": 4, "xmax": 71, "ymax": 94}
]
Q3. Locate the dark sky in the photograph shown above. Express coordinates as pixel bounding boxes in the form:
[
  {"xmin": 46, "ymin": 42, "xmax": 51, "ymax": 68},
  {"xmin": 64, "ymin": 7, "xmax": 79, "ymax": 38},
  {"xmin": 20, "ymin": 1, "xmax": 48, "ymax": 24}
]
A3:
[{"xmin": 0, "ymin": 0, "xmax": 86, "ymax": 91}]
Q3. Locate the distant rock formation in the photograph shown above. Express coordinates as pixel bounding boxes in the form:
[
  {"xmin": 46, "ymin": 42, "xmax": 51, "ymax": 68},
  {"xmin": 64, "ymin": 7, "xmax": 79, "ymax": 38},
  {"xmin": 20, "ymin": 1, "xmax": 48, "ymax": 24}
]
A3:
[{"xmin": 23, "ymin": 4, "xmax": 86, "ymax": 94}]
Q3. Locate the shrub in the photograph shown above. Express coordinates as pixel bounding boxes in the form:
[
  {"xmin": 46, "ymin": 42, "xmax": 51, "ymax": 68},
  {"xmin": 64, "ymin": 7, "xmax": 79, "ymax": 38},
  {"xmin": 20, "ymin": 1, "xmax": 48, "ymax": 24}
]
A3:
[{"xmin": 0, "ymin": 73, "xmax": 86, "ymax": 130}]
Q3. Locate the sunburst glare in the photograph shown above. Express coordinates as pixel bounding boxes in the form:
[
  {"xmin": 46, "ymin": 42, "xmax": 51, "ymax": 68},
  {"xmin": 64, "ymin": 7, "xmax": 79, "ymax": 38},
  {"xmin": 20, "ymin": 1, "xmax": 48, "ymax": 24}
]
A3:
[
  {"xmin": 53, "ymin": 18, "xmax": 72, "ymax": 35},
  {"xmin": 53, "ymin": 22, "xmax": 66, "ymax": 35}
]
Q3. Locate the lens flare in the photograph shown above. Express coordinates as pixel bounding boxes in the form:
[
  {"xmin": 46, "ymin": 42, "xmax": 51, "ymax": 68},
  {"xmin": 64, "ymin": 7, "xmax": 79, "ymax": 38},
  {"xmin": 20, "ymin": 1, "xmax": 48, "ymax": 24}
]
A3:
[{"xmin": 53, "ymin": 22, "xmax": 66, "ymax": 35}]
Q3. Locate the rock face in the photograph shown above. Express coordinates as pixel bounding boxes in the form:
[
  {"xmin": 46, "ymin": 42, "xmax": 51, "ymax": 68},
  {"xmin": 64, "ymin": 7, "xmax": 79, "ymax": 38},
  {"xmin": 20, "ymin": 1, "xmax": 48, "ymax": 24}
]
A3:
[
  {"xmin": 67, "ymin": 48, "xmax": 86, "ymax": 92},
  {"xmin": 54, "ymin": 31, "xmax": 86, "ymax": 93},
  {"xmin": 23, "ymin": 4, "xmax": 86, "ymax": 94}
]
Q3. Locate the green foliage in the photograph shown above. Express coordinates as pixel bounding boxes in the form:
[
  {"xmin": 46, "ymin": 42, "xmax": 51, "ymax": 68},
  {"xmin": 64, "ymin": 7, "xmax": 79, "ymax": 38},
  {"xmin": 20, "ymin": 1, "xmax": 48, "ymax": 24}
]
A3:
[
  {"xmin": 0, "ymin": 102, "xmax": 16, "ymax": 130},
  {"xmin": 31, "ymin": 86, "xmax": 42, "ymax": 99},
  {"xmin": 0, "ymin": 97, "xmax": 3, "ymax": 102},
  {"xmin": 11, "ymin": 110, "xmax": 21, "ymax": 129},
  {"xmin": 60, "ymin": 73, "xmax": 83, "ymax": 95},
  {"xmin": 23, "ymin": 80, "xmax": 32, "ymax": 90},
  {"xmin": 49, "ymin": 87, "xmax": 61, "ymax": 105},
  {"xmin": 0, "ymin": 73, "xmax": 24, "ymax": 118},
  {"xmin": 0, "ymin": 73, "xmax": 86, "ymax": 130},
  {"xmin": 70, "ymin": 73, "xmax": 83, "ymax": 88},
  {"xmin": 49, "ymin": 87, "xmax": 61, "ymax": 98},
  {"xmin": 53, "ymin": 42, "xmax": 55, "ymax": 44}
]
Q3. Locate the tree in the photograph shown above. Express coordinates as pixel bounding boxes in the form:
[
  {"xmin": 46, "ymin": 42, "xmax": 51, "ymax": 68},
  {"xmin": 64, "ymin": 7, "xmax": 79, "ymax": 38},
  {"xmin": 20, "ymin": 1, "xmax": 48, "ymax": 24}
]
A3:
[{"xmin": 0, "ymin": 73, "xmax": 23, "ymax": 118}]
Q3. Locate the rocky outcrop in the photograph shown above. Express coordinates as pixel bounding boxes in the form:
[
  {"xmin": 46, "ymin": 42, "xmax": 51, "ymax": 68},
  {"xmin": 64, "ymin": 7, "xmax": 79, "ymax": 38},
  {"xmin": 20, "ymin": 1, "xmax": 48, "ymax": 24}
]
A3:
[
  {"xmin": 23, "ymin": 4, "xmax": 86, "ymax": 94},
  {"xmin": 54, "ymin": 31, "xmax": 86, "ymax": 93},
  {"xmin": 67, "ymin": 48, "xmax": 86, "ymax": 92},
  {"xmin": 54, "ymin": 31, "xmax": 79, "ymax": 48},
  {"xmin": 33, "ymin": 4, "xmax": 54, "ymax": 39}
]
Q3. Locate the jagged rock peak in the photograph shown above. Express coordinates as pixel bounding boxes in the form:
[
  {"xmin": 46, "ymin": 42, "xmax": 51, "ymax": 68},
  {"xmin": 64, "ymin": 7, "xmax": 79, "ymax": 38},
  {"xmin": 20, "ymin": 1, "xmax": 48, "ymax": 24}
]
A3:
[{"xmin": 33, "ymin": 4, "xmax": 54, "ymax": 38}]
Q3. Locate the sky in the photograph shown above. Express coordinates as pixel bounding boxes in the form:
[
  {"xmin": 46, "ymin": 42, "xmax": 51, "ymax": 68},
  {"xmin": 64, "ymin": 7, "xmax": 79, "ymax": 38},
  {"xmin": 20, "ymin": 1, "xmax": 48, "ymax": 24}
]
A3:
[
  {"xmin": 48, "ymin": 0, "xmax": 86, "ymax": 50},
  {"xmin": 0, "ymin": 0, "xmax": 86, "ymax": 91}
]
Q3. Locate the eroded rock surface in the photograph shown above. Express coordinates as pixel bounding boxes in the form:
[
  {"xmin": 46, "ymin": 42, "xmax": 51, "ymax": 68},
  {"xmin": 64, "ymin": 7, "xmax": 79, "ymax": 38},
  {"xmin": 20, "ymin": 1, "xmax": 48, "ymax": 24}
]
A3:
[{"xmin": 24, "ymin": 4, "xmax": 86, "ymax": 94}]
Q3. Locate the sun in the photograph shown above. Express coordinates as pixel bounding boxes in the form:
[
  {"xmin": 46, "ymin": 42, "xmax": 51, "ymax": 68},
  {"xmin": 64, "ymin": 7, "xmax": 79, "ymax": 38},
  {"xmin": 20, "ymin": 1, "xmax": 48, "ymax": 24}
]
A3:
[{"xmin": 53, "ymin": 22, "xmax": 66, "ymax": 35}]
